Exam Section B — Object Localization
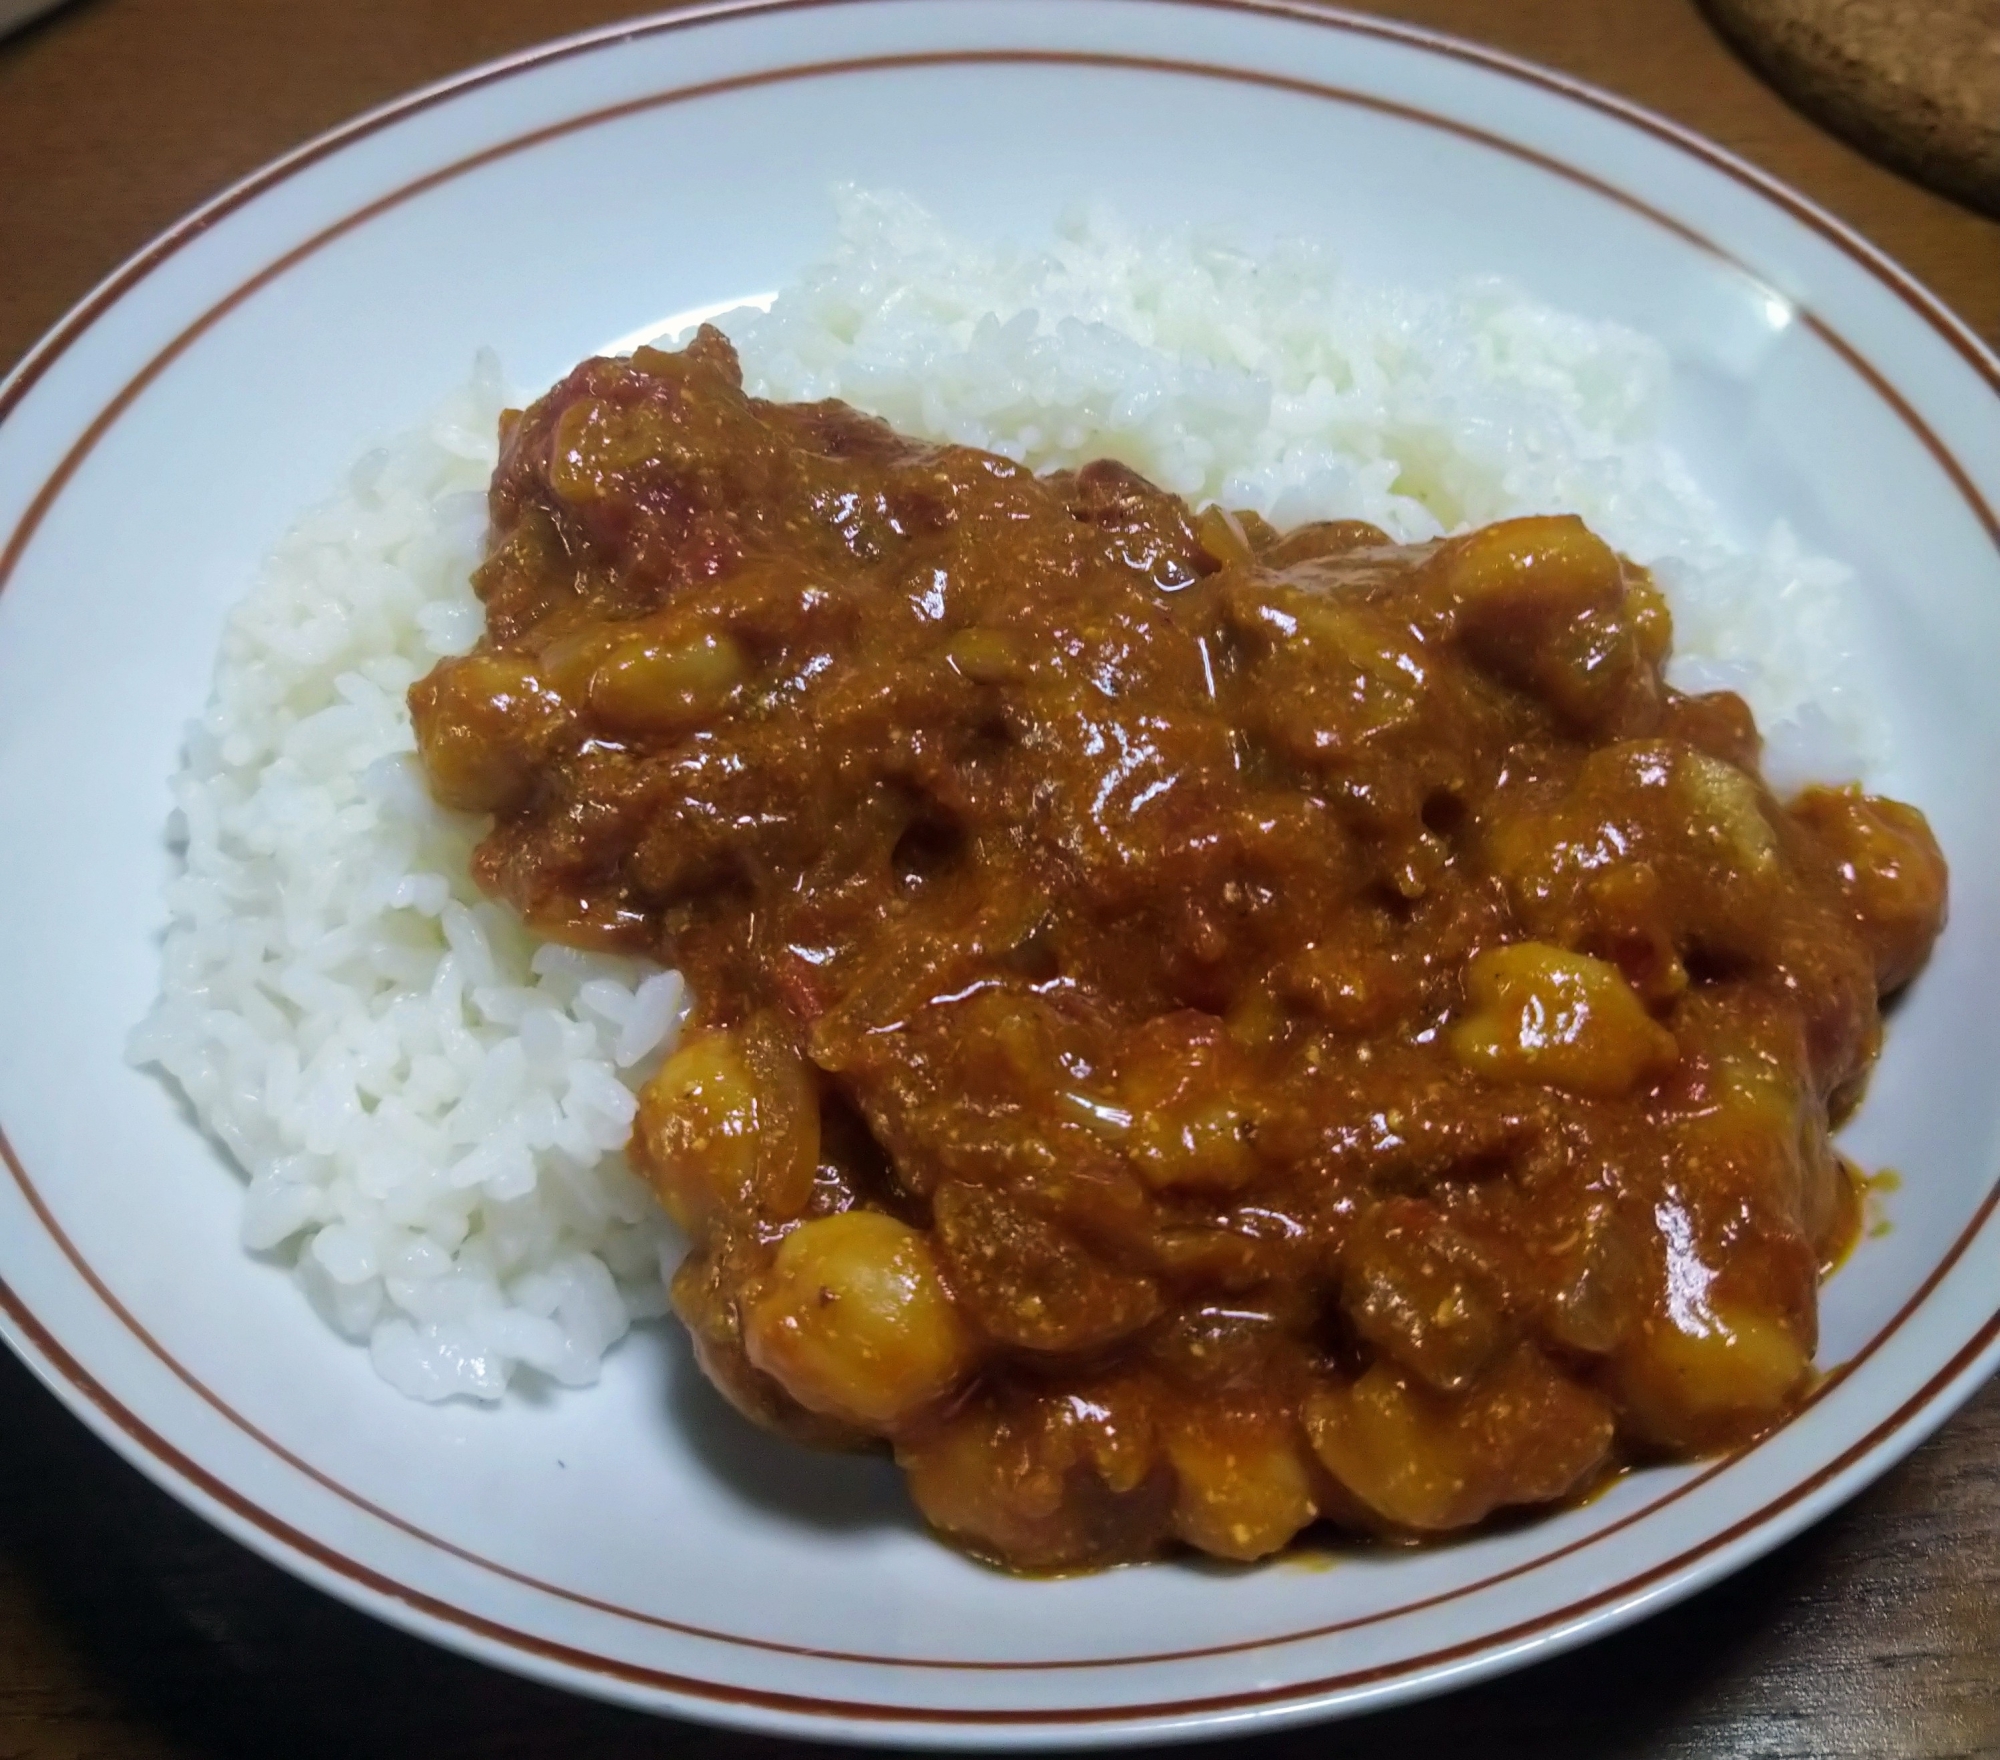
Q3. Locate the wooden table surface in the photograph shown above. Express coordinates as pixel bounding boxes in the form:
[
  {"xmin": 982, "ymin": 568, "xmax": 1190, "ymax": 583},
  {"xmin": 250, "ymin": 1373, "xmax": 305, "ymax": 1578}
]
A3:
[{"xmin": 2, "ymin": 1, "xmax": 1996, "ymax": 1755}]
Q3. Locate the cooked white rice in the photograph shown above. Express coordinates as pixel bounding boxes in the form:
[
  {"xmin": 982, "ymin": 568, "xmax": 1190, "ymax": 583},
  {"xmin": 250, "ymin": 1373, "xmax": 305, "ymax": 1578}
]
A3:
[
  {"xmin": 130, "ymin": 189, "xmax": 1880, "ymax": 1402},
  {"xmin": 127, "ymin": 357, "xmax": 682, "ymax": 1402}
]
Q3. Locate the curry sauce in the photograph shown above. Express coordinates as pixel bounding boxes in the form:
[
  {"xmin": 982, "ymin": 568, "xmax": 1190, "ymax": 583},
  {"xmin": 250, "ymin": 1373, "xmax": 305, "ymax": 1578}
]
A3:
[{"xmin": 410, "ymin": 328, "xmax": 1946, "ymax": 1570}]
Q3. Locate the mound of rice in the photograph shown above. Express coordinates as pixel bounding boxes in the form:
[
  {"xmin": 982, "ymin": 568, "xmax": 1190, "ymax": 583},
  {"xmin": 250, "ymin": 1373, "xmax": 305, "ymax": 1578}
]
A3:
[
  {"xmin": 131, "ymin": 189, "xmax": 1879, "ymax": 1402},
  {"xmin": 127, "ymin": 359, "xmax": 682, "ymax": 1402}
]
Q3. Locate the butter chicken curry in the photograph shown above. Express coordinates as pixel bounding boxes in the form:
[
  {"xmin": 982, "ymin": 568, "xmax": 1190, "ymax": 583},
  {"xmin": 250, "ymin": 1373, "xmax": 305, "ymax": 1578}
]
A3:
[{"xmin": 410, "ymin": 329, "xmax": 1946, "ymax": 1570}]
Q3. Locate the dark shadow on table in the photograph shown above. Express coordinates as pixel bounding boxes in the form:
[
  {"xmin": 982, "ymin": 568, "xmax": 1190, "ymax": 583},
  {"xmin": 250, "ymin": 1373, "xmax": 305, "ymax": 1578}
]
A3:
[{"xmin": 6, "ymin": 1341, "xmax": 1995, "ymax": 1760}]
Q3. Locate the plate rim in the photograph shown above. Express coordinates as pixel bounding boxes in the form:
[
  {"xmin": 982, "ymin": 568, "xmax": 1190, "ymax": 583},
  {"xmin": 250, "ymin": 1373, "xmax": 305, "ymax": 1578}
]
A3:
[{"xmin": 2, "ymin": 0, "xmax": 1997, "ymax": 1743}]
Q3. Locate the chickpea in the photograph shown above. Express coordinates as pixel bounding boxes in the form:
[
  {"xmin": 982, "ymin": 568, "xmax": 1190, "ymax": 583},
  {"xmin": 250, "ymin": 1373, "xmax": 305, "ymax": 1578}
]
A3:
[
  {"xmin": 589, "ymin": 628, "xmax": 747, "ymax": 736},
  {"xmin": 533, "ymin": 624, "xmax": 623, "ymax": 699},
  {"xmin": 1442, "ymin": 517, "xmax": 1664, "ymax": 727},
  {"xmin": 1679, "ymin": 750, "xmax": 1779, "ymax": 874},
  {"xmin": 1688, "ymin": 1013, "xmax": 1802, "ymax": 1140},
  {"xmin": 632, "ymin": 1019, "xmax": 817, "ymax": 1231},
  {"xmin": 1611, "ymin": 1303, "xmax": 1809, "ymax": 1453},
  {"xmin": 1790, "ymin": 785, "xmax": 1949, "ymax": 992},
  {"xmin": 1308, "ymin": 1365, "xmax": 1454, "ymax": 1530},
  {"xmin": 1450, "ymin": 941, "xmax": 1678, "ymax": 1099},
  {"xmin": 897, "ymin": 1388, "xmax": 1170, "ymax": 1572},
  {"xmin": 744, "ymin": 1210, "xmax": 978, "ymax": 1431},
  {"xmin": 1162, "ymin": 1408, "xmax": 1318, "ymax": 1560},
  {"xmin": 1441, "ymin": 514, "xmax": 1622, "ymax": 640},
  {"xmin": 1673, "ymin": 998, "xmax": 1849, "ymax": 1243},
  {"xmin": 1305, "ymin": 1348, "xmax": 1613, "ymax": 1531},
  {"xmin": 408, "ymin": 652, "xmax": 566, "ymax": 814},
  {"xmin": 1290, "ymin": 600, "xmax": 1426, "ymax": 731},
  {"xmin": 1118, "ymin": 1016, "xmax": 1261, "ymax": 1193},
  {"xmin": 547, "ymin": 396, "xmax": 657, "ymax": 502},
  {"xmin": 898, "ymin": 1401, "xmax": 1069, "ymax": 1569},
  {"xmin": 1127, "ymin": 1093, "xmax": 1259, "ymax": 1192}
]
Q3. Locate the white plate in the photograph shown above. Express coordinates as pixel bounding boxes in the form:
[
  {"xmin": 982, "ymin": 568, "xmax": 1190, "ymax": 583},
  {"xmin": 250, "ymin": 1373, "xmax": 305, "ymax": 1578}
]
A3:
[{"xmin": 2, "ymin": 1, "xmax": 1997, "ymax": 1746}]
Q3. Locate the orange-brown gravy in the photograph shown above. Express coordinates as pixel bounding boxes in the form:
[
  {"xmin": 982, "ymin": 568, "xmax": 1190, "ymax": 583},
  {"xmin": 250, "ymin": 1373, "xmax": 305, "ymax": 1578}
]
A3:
[{"xmin": 410, "ymin": 329, "xmax": 1946, "ymax": 1570}]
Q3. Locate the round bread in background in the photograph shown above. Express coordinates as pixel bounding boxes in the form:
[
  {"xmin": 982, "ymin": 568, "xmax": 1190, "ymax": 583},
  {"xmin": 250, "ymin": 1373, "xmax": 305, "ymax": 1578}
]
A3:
[{"xmin": 1701, "ymin": 0, "xmax": 2000, "ymax": 216}]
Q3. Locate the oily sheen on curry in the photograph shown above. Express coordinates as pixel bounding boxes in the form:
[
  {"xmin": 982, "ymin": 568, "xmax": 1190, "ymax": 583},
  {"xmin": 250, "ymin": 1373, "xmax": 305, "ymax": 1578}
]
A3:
[{"xmin": 407, "ymin": 329, "xmax": 1946, "ymax": 1571}]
